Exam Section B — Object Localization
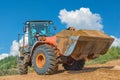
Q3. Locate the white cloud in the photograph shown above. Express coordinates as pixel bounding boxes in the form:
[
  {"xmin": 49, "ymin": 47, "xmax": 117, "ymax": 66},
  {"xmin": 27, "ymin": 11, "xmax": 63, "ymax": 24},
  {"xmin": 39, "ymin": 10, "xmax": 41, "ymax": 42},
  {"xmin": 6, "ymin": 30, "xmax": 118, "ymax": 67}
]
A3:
[
  {"xmin": 111, "ymin": 36, "xmax": 120, "ymax": 47},
  {"xmin": 58, "ymin": 8, "xmax": 103, "ymax": 30},
  {"xmin": 0, "ymin": 32, "xmax": 28, "ymax": 60},
  {"xmin": 19, "ymin": 33, "xmax": 28, "ymax": 47},
  {"xmin": 0, "ymin": 53, "xmax": 9, "ymax": 60},
  {"xmin": 10, "ymin": 32, "xmax": 28, "ymax": 56},
  {"xmin": 0, "ymin": 40, "xmax": 18, "ymax": 60},
  {"xmin": 9, "ymin": 40, "xmax": 19, "ymax": 56}
]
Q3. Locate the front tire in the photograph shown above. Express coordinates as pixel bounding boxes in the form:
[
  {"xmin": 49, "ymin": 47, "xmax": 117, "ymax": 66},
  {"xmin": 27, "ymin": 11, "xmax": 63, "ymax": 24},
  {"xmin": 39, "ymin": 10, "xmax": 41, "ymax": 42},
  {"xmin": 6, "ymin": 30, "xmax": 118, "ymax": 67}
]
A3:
[
  {"xmin": 32, "ymin": 44, "xmax": 58, "ymax": 75},
  {"xmin": 18, "ymin": 57, "xmax": 28, "ymax": 75}
]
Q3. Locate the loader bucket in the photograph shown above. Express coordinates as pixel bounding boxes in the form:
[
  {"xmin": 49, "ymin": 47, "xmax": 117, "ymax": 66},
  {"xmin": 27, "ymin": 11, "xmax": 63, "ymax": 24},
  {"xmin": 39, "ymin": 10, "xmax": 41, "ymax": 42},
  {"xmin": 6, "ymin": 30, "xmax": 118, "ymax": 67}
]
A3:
[{"xmin": 56, "ymin": 30, "xmax": 114, "ymax": 60}]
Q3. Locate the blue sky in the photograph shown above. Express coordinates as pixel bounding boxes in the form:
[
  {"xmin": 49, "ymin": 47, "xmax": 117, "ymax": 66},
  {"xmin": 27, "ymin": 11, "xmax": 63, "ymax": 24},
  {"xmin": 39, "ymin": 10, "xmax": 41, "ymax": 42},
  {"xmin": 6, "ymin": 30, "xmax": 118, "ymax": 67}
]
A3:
[{"xmin": 0, "ymin": 0, "xmax": 120, "ymax": 54}]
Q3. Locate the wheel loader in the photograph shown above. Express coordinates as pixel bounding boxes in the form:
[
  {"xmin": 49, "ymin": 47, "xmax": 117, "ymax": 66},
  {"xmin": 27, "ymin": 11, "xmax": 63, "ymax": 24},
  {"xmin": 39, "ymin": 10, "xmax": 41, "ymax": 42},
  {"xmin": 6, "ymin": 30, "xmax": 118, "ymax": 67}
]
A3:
[{"xmin": 18, "ymin": 20, "xmax": 114, "ymax": 75}]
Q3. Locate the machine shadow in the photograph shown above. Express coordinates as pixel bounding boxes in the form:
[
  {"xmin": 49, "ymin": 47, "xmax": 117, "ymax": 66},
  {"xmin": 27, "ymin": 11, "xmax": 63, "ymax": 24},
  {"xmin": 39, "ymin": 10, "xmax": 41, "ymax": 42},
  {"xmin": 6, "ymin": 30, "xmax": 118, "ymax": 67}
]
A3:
[
  {"xmin": 52, "ymin": 66, "xmax": 113, "ymax": 75},
  {"xmin": 67, "ymin": 66, "xmax": 114, "ymax": 74}
]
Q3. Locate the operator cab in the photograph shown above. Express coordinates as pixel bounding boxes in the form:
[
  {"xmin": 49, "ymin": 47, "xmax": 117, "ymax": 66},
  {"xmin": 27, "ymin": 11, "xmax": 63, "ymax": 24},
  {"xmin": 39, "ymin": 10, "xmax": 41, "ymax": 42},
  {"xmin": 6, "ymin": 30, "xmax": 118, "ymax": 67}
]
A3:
[{"xmin": 24, "ymin": 20, "xmax": 56, "ymax": 46}]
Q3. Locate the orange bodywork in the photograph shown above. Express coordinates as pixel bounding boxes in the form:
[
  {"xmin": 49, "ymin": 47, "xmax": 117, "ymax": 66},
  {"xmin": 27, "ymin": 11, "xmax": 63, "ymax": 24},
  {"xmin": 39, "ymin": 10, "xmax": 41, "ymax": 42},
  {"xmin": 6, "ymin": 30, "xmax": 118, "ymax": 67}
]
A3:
[
  {"xmin": 38, "ymin": 36, "xmax": 57, "ymax": 46},
  {"xmin": 46, "ymin": 36, "xmax": 57, "ymax": 45}
]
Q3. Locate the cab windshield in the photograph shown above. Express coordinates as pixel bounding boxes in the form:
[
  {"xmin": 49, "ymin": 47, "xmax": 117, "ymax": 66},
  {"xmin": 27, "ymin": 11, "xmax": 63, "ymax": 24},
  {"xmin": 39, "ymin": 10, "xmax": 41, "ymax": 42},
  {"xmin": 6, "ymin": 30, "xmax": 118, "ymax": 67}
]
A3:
[{"xmin": 29, "ymin": 21, "xmax": 52, "ymax": 36}]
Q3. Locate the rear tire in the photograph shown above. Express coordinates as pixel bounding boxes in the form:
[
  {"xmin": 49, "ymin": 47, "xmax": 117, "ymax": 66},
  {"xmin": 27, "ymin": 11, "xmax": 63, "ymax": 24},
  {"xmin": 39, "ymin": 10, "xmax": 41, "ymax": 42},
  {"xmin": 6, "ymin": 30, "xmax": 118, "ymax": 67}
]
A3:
[
  {"xmin": 63, "ymin": 57, "xmax": 85, "ymax": 70},
  {"xmin": 32, "ymin": 44, "xmax": 58, "ymax": 75},
  {"xmin": 18, "ymin": 57, "xmax": 28, "ymax": 75}
]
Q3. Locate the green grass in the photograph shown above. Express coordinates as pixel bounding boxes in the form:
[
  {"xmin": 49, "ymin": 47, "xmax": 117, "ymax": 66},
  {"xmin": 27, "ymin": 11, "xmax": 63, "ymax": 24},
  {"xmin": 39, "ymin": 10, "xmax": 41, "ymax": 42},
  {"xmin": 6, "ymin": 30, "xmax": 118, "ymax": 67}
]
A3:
[
  {"xmin": 0, "ymin": 56, "xmax": 34, "ymax": 76},
  {"xmin": 0, "ymin": 56, "xmax": 17, "ymax": 70},
  {"xmin": 0, "ymin": 56, "xmax": 18, "ymax": 76}
]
